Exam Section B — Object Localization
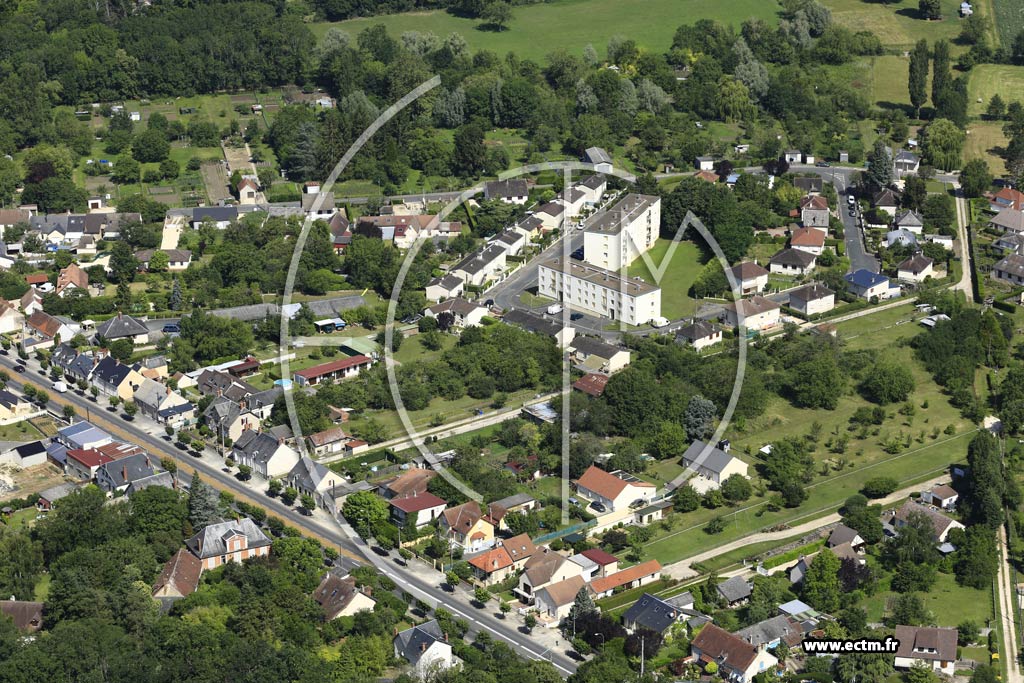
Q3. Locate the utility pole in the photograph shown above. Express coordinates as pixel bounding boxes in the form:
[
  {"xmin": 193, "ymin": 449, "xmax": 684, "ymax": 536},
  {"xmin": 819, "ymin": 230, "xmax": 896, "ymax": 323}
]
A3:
[{"xmin": 640, "ymin": 633, "xmax": 644, "ymax": 680}]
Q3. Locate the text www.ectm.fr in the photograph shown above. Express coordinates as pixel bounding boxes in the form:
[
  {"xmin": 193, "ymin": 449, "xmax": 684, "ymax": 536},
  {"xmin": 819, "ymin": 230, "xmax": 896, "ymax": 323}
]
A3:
[{"xmin": 802, "ymin": 638, "xmax": 900, "ymax": 654}]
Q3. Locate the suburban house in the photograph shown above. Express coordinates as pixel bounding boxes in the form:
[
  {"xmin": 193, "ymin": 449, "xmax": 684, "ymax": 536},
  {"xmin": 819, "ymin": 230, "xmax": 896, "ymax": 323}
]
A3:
[
  {"xmin": 230, "ymin": 430, "xmax": 300, "ymax": 479},
  {"xmin": 588, "ymin": 559, "xmax": 663, "ymax": 598},
  {"xmin": 24, "ymin": 310, "xmax": 76, "ymax": 349},
  {"xmin": 0, "ymin": 299, "xmax": 24, "ymax": 335},
  {"xmin": 990, "ymin": 187, "xmax": 1024, "ymax": 212},
  {"xmin": 573, "ymin": 464, "xmax": 655, "ymax": 512},
  {"xmin": 36, "ymin": 482, "xmax": 78, "ymax": 510},
  {"xmin": 390, "ymin": 492, "xmax": 447, "ymax": 529},
  {"xmin": 583, "ymin": 146, "xmax": 614, "ymax": 173},
  {"xmin": 729, "ymin": 262, "xmax": 769, "ymax": 296},
  {"xmin": 286, "ymin": 455, "xmax": 338, "ymax": 504},
  {"xmin": 893, "ymin": 625, "xmax": 958, "ymax": 677},
  {"xmin": 568, "ymin": 337, "xmax": 631, "ymax": 374},
  {"xmin": 534, "ymin": 202, "xmax": 565, "ymax": 231},
  {"xmin": 133, "ymin": 378, "xmax": 190, "ymax": 420},
  {"xmin": 91, "ymin": 356, "xmax": 145, "ymax": 400},
  {"xmin": 0, "ymin": 601, "xmax": 44, "ymax": 633},
  {"xmin": 425, "ymin": 274, "xmax": 465, "ymax": 303},
  {"xmin": 989, "ymin": 209, "xmax": 1024, "ymax": 234},
  {"xmin": 883, "ymin": 500, "xmax": 965, "ymax": 543},
  {"xmin": 578, "ymin": 548, "xmax": 619, "ymax": 577},
  {"xmin": 502, "ymin": 309, "xmax": 576, "ymax": 348},
  {"xmin": 696, "ymin": 170, "xmax": 719, "ymax": 183},
  {"xmin": 769, "ymin": 248, "xmax": 816, "ymax": 276},
  {"xmin": 993, "ymin": 254, "xmax": 1024, "ymax": 286},
  {"xmin": 483, "ymin": 179, "xmax": 529, "ymax": 204},
  {"xmin": 203, "ymin": 396, "xmax": 262, "ymax": 443},
  {"xmin": 717, "ymin": 576, "xmax": 753, "ymax": 606},
  {"xmin": 450, "ymin": 245, "xmax": 507, "ymax": 287},
  {"xmin": 897, "ymin": 253, "xmax": 934, "ymax": 283},
  {"xmin": 0, "ymin": 389, "xmax": 36, "ymax": 424},
  {"xmin": 294, "ymin": 355, "xmax": 373, "ymax": 387},
  {"xmin": 468, "ymin": 545, "xmax": 516, "ymax": 586},
  {"xmin": 845, "ymin": 269, "xmax": 895, "ymax": 300},
  {"xmin": 515, "ymin": 549, "xmax": 584, "ymax": 603},
  {"xmin": 576, "ymin": 173, "xmax": 607, "ymax": 204},
  {"xmin": 499, "ymin": 533, "xmax": 538, "ymax": 569},
  {"xmin": 788, "ymin": 282, "xmax": 835, "ymax": 317},
  {"xmin": 95, "ymin": 313, "xmax": 150, "ymax": 344},
  {"xmin": 736, "ymin": 615, "xmax": 804, "ymax": 651},
  {"xmin": 0, "ymin": 440, "xmax": 47, "ymax": 468},
  {"xmin": 893, "ymin": 150, "xmax": 920, "ymax": 177},
  {"xmin": 722, "ymin": 295, "xmax": 781, "ymax": 331},
  {"xmin": 534, "ymin": 575, "xmax": 587, "ymax": 622},
  {"xmin": 439, "ymin": 501, "xmax": 495, "ymax": 552},
  {"xmin": 827, "ymin": 524, "xmax": 866, "ymax": 552},
  {"xmin": 55, "ymin": 263, "xmax": 89, "ymax": 297},
  {"xmin": 185, "ymin": 517, "xmax": 272, "ymax": 571},
  {"xmin": 793, "ymin": 177, "xmax": 823, "ymax": 194},
  {"xmin": 790, "ymin": 227, "xmax": 827, "ymax": 255},
  {"xmin": 679, "ymin": 440, "xmax": 750, "ymax": 493},
  {"xmin": 379, "ymin": 468, "xmax": 436, "ymax": 499},
  {"xmin": 19, "ymin": 289, "xmax": 43, "ymax": 316},
  {"xmin": 95, "ymin": 452, "xmax": 161, "ymax": 494},
  {"xmin": 895, "ymin": 210, "xmax": 924, "ymax": 234},
  {"xmin": 135, "ymin": 249, "xmax": 193, "ymax": 271},
  {"xmin": 65, "ymin": 448, "xmax": 114, "ymax": 481},
  {"xmin": 886, "ymin": 228, "xmax": 919, "ymax": 249},
  {"xmin": 873, "ymin": 189, "xmax": 900, "ymax": 216},
  {"xmin": 301, "ymin": 191, "xmax": 337, "ymax": 218},
  {"xmin": 623, "ymin": 592, "xmax": 688, "ymax": 634},
  {"xmin": 425, "ymin": 298, "xmax": 489, "ymax": 329},
  {"xmin": 152, "ymin": 548, "xmax": 202, "ymax": 600},
  {"xmin": 393, "ymin": 620, "xmax": 456, "ymax": 679},
  {"xmin": 799, "ymin": 195, "xmax": 830, "ymax": 228},
  {"xmin": 236, "ymin": 177, "xmax": 259, "ymax": 204},
  {"xmin": 313, "ymin": 570, "xmax": 376, "ymax": 619},
  {"xmin": 921, "ymin": 484, "xmax": 958, "ymax": 510},
  {"xmin": 676, "ymin": 320, "xmax": 723, "ymax": 351},
  {"xmin": 306, "ymin": 427, "xmax": 349, "ymax": 457},
  {"xmin": 695, "ymin": 156, "xmax": 715, "ymax": 171},
  {"xmin": 192, "ymin": 206, "xmax": 238, "ymax": 229}
]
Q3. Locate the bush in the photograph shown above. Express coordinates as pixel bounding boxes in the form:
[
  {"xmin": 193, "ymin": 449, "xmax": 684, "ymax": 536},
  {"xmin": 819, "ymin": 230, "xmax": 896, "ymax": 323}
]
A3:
[{"xmin": 861, "ymin": 476, "xmax": 899, "ymax": 498}]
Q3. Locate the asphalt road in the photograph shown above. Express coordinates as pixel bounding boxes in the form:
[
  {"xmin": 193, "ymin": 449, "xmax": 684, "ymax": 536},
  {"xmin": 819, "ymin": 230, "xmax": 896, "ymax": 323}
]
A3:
[{"xmin": 3, "ymin": 355, "xmax": 579, "ymax": 676}]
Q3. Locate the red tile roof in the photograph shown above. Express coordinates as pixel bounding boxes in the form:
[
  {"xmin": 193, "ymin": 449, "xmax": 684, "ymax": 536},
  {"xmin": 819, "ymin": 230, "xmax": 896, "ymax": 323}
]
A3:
[
  {"xmin": 790, "ymin": 227, "xmax": 826, "ymax": 247},
  {"xmin": 390, "ymin": 492, "xmax": 447, "ymax": 513},
  {"xmin": 66, "ymin": 448, "xmax": 114, "ymax": 469},
  {"xmin": 800, "ymin": 195, "xmax": 829, "ymax": 210},
  {"xmin": 24, "ymin": 274, "xmax": 48, "ymax": 285},
  {"xmin": 295, "ymin": 355, "xmax": 372, "ymax": 380},
  {"xmin": 468, "ymin": 546, "xmax": 514, "ymax": 573},
  {"xmin": 695, "ymin": 170, "xmax": 719, "ymax": 183},
  {"xmin": 572, "ymin": 373, "xmax": 609, "ymax": 397},
  {"xmin": 580, "ymin": 548, "xmax": 619, "ymax": 566},
  {"xmin": 691, "ymin": 623, "xmax": 759, "ymax": 672},
  {"xmin": 575, "ymin": 465, "xmax": 653, "ymax": 501},
  {"xmin": 589, "ymin": 559, "xmax": 662, "ymax": 594}
]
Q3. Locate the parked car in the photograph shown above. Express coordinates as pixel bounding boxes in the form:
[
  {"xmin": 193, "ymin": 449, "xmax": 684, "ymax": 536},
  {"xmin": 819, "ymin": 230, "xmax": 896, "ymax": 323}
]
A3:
[
  {"xmin": 815, "ymin": 161, "xmax": 830, "ymax": 167},
  {"xmin": 590, "ymin": 501, "xmax": 606, "ymax": 513},
  {"xmin": 162, "ymin": 323, "xmax": 181, "ymax": 334},
  {"xmin": 546, "ymin": 304, "xmax": 563, "ymax": 315},
  {"xmin": 13, "ymin": 365, "xmax": 25, "ymax": 373},
  {"xmin": 570, "ymin": 312, "xmax": 584, "ymax": 321},
  {"xmin": 52, "ymin": 381, "xmax": 67, "ymax": 393}
]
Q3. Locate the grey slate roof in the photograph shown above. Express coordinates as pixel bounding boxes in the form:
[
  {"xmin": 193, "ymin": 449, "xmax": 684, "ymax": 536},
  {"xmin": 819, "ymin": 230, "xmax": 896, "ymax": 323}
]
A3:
[
  {"xmin": 676, "ymin": 319, "xmax": 721, "ymax": 343},
  {"xmin": 570, "ymin": 336, "xmax": 623, "ymax": 359},
  {"xmin": 484, "ymin": 179, "xmax": 528, "ymax": 200},
  {"xmin": 681, "ymin": 440, "xmax": 734, "ymax": 475},
  {"xmin": 97, "ymin": 452, "xmax": 159, "ymax": 488},
  {"xmin": 288, "ymin": 456, "xmax": 333, "ymax": 492},
  {"xmin": 490, "ymin": 492, "xmax": 535, "ymax": 510},
  {"xmin": 770, "ymin": 247, "xmax": 816, "ymax": 269},
  {"xmin": 96, "ymin": 314, "xmax": 148, "ymax": 340},
  {"xmin": 395, "ymin": 619, "xmax": 446, "ymax": 665},
  {"xmin": 623, "ymin": 593, "xmax": 683, "ymax": 633},
  {"xmin": 716, "ymin": 575, "xmax": 752, "ymax": 603},
  {"xmin": 453, "ymin": 244, "xmax": 506, "ymax": 277},
  {"xmin": 185, "ymin": 517, "xmax": 271, "ymax": 560},
  {"xmin": 193, "ymin": 206, "xmax": 238, "ymax": 223},
  {"xmin": 502, "ymin": 309, "xmax": 565, "ymax": 338},
  {"xmin": 232, "ymin": 430, "xmax": 285, "ymax": 465},
  {"xmin": 125, "ymin": 471, "xmax": 176, "ymax": 495},
  {"xmin": 735, "ymin": 615, "xmax": 801, "ymax": 647},
  {"xmin": 92, "ymin": 356, "xmax": 135, "ymax": 388},
  {"xmin": 827, "ymin": 524, "xmax": 861, "ymax": 547},
  {"xmin": 584, "ymin": 147, "xmax": 612, "ymax": 164}
]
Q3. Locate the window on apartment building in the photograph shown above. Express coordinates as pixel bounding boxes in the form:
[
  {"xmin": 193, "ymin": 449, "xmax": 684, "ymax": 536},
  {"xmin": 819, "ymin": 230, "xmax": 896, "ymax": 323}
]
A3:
[{"xmin": 220, "ymin": 555, "xmax": 227, "ymax": 564}]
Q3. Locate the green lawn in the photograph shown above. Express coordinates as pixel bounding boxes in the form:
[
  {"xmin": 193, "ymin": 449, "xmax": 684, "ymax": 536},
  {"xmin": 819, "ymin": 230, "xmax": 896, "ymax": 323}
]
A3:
[
  {"xmin": 862, "ymin": 570, "xmax": 994, "ymax": 625},
  {"xmin": 392, "ymin": 332, "xmax": 456, "ymax": 365},
  {"xmin": 313, "ymin": 0, "xmax": 782, "ymax": 63},
  {"xmin": 0, "ymin": 420, "xmax": 45, "ymax": 442},
  {"xmin": 627, "ymin": 239, "xmax": 703, "ymax": 321},
  {"xmin": 823, "ymin": 0, "xmax": 972, "ymax": 52},
  {"xmin": 990, "ymin": 0, "xmax": 1024, "ymax": 46},
  {"xmin": 968, "ymin": 65, "xmax": 1024, "ymax": 118}
]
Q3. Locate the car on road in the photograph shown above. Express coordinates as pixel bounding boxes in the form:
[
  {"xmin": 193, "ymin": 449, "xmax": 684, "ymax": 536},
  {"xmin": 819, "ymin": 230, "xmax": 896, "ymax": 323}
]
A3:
[
  {"xmin": 546, "ymin": 304, "xmax": 563, "ymax": 315},
  {"xmin": 849, "ymin": 209, "xmax": 856, "ymax": 217},
  {"xmin": 815, "ymin": 161, "xmax": 830, "ymax": 167},
  {"xmin": 847, "ymin": 195, "xmax": 856, "ymax": 204},
  {"xmin": 570, "ymin": 312, "xmax": 584, "ymax": 321},
  {"xmin": 570, "ymin": 247, "xmax": 584, "ymax": 260},
  {"xmin": 13, "ymin": 365, "xmax": 25, "ymax": 373},
  {"xmin": 162, "ymin": 323, "xmax": 180, "ymax": 334},
  {"xmin": 52, "ymin": 381, "xmax": 67, "ymax": 393}
]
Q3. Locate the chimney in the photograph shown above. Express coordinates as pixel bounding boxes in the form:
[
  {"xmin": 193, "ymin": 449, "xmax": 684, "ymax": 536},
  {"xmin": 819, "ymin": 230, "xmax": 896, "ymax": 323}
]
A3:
[
  {"xmin": 421, "ymin": 642, "xmax": 427, "ymax": 652},
  {"xmin": 444, "ymin": 632, "xmax": 448, "ymax": 642},
  {"xmin": 122, "ymin": 465, "xmax": 127, "ymax": 481}
]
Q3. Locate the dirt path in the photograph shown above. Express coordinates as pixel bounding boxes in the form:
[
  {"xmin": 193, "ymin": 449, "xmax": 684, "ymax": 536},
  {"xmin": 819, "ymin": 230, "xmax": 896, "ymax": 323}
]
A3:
[{"xmin": 997, "ymin": 525, "xmax": 1022, "ymax": 683}]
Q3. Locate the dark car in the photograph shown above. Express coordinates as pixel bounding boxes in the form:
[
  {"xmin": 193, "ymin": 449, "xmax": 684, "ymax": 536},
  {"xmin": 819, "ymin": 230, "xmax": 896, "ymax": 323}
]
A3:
[
  {"xmin": 570, "ymin": 312, "xmax": 584, "ymax": 321},
  {"xmin": 590, "ymin": 501, "xmax": 606, "ymax": 513},
  {"xmin": 815, "ymin": 161, "xmax": 830, "ymax": 167},
  {"xmin": 162, "ymin": 323, "xmax": 181, "ymax": 334},
  {"xmin": 13, "ymin": 365, "xmax": 25, "ymax": 373},
  {"xmin": 484, "ymin": 299, "xmax": 494, "ymax": 307},
  {"xmin": 571, "ymin": 247, "xmax": 585, "ymax": 261}
]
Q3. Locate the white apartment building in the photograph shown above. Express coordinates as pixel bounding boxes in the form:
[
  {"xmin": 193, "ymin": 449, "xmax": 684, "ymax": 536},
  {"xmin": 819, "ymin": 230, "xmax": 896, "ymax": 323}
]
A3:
[
  {"xmin": 538, "ymin": 257, "xmax": 661, "ymax": 326},
  {"xmin": 583, "ymin": 194, "xmax": 661, "ymax": 272}
]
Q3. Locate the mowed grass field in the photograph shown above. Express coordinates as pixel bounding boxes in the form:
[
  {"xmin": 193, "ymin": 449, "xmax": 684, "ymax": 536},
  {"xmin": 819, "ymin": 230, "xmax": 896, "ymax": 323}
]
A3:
[
  {"xmin": 991, "ymin": 0, "xmax": 1024, "ymax": 46},
  {"xmin": 313, "ymin": 0, "xmax": 782, "ymax": 62},
  {"xmin": 823, "ymin": 0, "xmax": 971, "ymax": 51},
  {"xmin": 964, "ymin": 121, "xmax": 1008, "ymax": 174},
  {"xmin": 626, "ymin": 239, "xmax": 703, "ymax": 321},
  {"xmin": 968, "ymin": 65, "xmax": 1024, "ymax": 117}
]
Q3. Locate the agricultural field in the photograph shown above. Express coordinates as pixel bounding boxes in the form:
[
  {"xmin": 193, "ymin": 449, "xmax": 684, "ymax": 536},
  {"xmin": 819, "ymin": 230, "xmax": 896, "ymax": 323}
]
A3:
[
  {"xmin": 968, "ymin": 65, "xmax": 1024, "ymax": 117},
  {"xmin": 991, "ymin": 0, "xmax": 1024, "ymax": 46},
  {"xmin": 964, "ymin": 121, "xmax": 1008, "ymax": 175},
  {"xmin": 314, "ymin": 0, "xmax": 782, "ymax": 63}
]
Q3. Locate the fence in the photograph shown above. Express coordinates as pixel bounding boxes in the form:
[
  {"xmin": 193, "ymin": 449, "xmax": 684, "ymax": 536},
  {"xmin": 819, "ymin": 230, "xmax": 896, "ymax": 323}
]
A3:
[{"xmin": 532, "ymin": 519, "xmax": 596, "ymax": 545}]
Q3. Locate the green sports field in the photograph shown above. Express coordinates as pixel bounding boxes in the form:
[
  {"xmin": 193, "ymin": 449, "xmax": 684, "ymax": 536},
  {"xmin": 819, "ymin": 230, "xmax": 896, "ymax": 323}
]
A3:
[{"xmin": 313, "ymin": 0, "xmax": 782, "ymax": 63}]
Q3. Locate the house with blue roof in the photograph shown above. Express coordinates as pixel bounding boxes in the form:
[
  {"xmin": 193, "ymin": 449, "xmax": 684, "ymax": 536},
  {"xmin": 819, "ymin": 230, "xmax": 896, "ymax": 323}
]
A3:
[{"xmin": 845, "ymin": 269, "xmax": 896, "ymax": 300}]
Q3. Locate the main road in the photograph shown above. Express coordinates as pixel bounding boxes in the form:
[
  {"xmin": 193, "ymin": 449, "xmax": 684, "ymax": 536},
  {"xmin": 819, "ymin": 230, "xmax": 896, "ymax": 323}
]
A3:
[{"xmin": 4, "ymin": 356, "xmax": 578, "ymax": 676}]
